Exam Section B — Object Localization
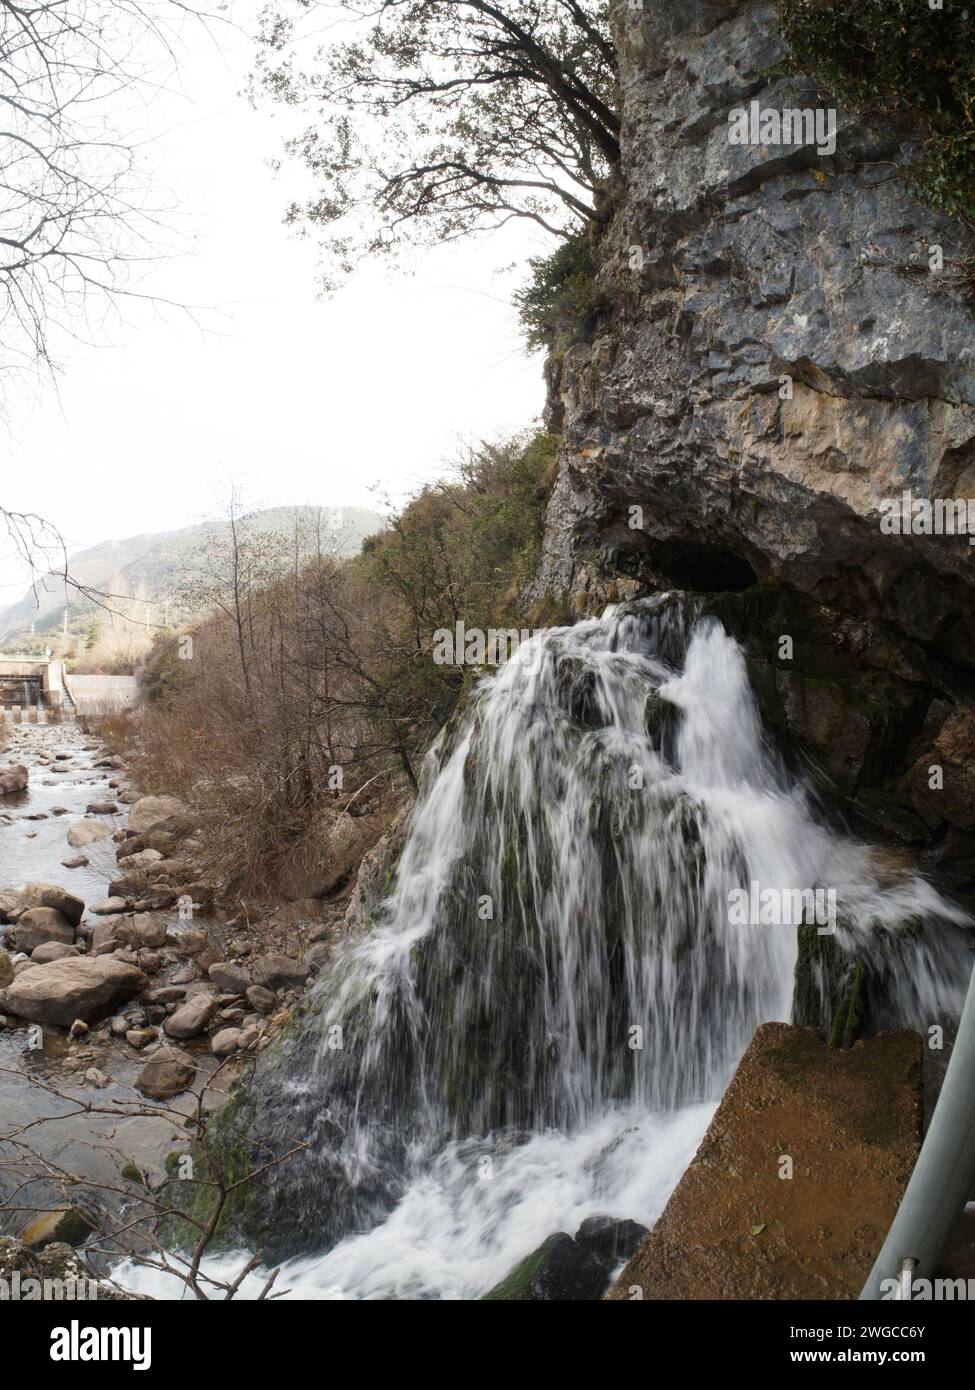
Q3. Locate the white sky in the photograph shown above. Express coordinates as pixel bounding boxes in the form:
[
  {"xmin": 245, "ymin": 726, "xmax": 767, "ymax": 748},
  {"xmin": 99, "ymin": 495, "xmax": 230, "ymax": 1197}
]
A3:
[{"xmin": 0, "ymin": 4, "xmax": 548, "ymax": 599}]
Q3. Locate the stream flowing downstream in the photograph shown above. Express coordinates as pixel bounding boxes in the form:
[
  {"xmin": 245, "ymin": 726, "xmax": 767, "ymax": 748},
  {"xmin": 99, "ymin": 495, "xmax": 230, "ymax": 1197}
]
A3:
[{"xmin": 117, "ymin": 597, "xmax": 974, "ymax": 1300}]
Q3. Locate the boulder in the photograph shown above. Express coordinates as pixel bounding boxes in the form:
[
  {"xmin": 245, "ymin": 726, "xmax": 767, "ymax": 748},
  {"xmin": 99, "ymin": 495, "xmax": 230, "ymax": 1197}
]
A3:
[
  {"xmin": 12, "ymin": 908, "xmax": 75, "ymax": 953},
  {"xmin": 90, "ymin": 897, "xmax": 127, "ymax": 916},
  {"xmin": 0, "ymin": 765, "xmax": 28, "ymax": 796},
  {"xmin": 163, "ymin": 992, "xmax": 215, "ymax": 1040},
  {"xmin": 208, "ymin": 961, "xmax": 252, "ymax": 994},
  {"xmin": 86, "ymin": 801, "xmax": 119, "ymax": 815},
  {"xmin": 31, "ymin": 942, "xmax": 82, "ymax": 964},
  {"xmin": 4, "ymin": 957, "xmax": 148, "ymax": 1027},
  {"xmin": 0, "ymin": 886, "xmax": 21, "ymax": 921},
  {"xmin": 210, "ymin": 1027, "xmax": 241, "ymax": 1056},
  {"xmin": 0, "ymin": 950, "xmax": 13, "ymax": 987},
  {"xmin": 126, "ymin": 796, "xmax": 190, "ymax": 835},
  {"xmin": 15, "ymin": 883, "xmax": 85, "ymax": 926},
  {"xmin": 116, "ymin": 914, "xmax": 168, "ymax": 949},
  {"xmin": 135, "ymin": 1047, "xmax": 196, "ymax": 1099},
  {"xmin": 21, "ymin": 1207, "xmax": 95, "ymax": 1249},
  {"xmin": 67, "ymin": 818, "xmax": 113, "ymax": 848},
  {"xmin": 245, "ymin": 984, "xmax": 275, "ymax": 1015},
  {"xmin": 483, "ymin": 1232, "xmax": 610, "ymax": 1301},
  {"xmin": 250, "ymin": 953, "xmax": 311, "ymax": 992},
  {"xmin": 608, "ymin": 1024, "xmax": 924, "ymax": 1300},
  {"xmin": 574, "ymin": 1216, "xmax": 649, "ymax": 1266}
]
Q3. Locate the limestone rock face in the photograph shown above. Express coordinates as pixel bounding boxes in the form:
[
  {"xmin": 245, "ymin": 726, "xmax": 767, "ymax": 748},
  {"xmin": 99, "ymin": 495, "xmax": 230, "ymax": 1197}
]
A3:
[
  {"xmin": 529, "ymin": 0, "xmax": 975, "ymax": 882},
  {"xmin": 608, "ymin": 1023, "xmax": 923, "ymax": 1300},
  {"xmin": 536, "ymin": 3, "xmax": 975, "ymax": 671}
]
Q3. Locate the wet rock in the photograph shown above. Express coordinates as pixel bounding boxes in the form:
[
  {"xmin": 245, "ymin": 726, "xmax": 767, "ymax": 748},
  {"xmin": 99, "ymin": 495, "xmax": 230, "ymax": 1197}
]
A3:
[
  {"xmin": 60, "ymin": 856, "xmax": 89, "ymax": 870},
  {"xmin": 21, "ymin": 1207, "xmax": 96, "ymax": 1249},
  {"xmin": 608, "ymin": 1024, "xmax": 923, "ymax": 1301},
  {"xmin": 163, "ymin": 992, "xmax": 216, "ymax": 1039},
  {"xmin": 67, "ymin": 818, "xmax": 113, "ymax": 848},
  {"xmin": 135, "ymin": 1047, "xmax": 196, "ymax": 1099},
  {"xmin": 305, "ymin": 942, "xmax": 331, "ymax": 973},
  {"xmin": 69, "ymin": 1019, "xmax": 89, "ymax": 1039},
  {"xmin": 0, "ymin": 764, "xmax": 28, "ymax": 796},
  {"xmin": 86, "ymin": 801, "xmax": 119, "ymax": 815},
  {"xmin": 125, "ymin": 1027, "xmax": 158, "ymax": 1049},
  {"xmin": 483, "ymin": 1232, "xmax": 610, "ymax": 1301},
  {"xmin": 84, "ymin": 1067, "xmax": 109, "ymax": 1088},
  {"xmin": 574, "ymin": 1215, "xmax": 650, "ymax": 1265},
  {"xmin": 11, "ymin": 907, "xmax": 75, "ymax": 952},
  {"xmin": 4, "ymin": 957, "xmax": 148, "ymax": 1026}
]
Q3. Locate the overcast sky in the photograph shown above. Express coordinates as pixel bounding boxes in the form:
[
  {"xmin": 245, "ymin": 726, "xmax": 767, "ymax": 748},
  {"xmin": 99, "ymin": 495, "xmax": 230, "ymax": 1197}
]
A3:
[{"xmin": 0, "ymin": 4, "xmax": 548, "ymax": 601}]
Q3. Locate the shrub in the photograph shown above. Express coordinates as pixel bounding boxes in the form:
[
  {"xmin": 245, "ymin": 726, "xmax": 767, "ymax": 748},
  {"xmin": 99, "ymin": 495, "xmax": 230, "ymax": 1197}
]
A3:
[
  {"xmin": 779, "ymin": 0, "xmax": 975, "ymax": 223},
  {"xmin": 514, "ymin": 233, "xmax": 605, "ymax": 352}
]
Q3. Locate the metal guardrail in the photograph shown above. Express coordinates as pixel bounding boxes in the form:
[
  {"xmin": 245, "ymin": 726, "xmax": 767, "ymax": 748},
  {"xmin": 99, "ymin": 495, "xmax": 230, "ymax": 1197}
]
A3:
[{"xmin": 860, "ymin": 958, "xmax": 975, "ymax": 1300}]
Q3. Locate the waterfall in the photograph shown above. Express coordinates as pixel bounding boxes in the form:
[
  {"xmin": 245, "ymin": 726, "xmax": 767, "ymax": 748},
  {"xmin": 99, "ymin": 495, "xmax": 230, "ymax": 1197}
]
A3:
[{"xmin": 139, "ymin": 596, "xmax": 972, "ymax": 1300}]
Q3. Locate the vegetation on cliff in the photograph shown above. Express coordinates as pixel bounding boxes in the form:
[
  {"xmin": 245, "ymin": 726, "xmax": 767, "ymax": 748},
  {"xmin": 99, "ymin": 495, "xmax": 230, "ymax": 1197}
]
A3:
[{"xmin": 780, "ymin": 0, "xmax": 975, "ymax": 224}]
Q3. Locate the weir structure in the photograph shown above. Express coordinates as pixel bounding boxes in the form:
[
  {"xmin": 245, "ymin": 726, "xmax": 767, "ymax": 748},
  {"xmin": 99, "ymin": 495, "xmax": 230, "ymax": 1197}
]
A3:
[{"xmin": 0, "ymin": 655, "xmax": 66, "ymax": 713}]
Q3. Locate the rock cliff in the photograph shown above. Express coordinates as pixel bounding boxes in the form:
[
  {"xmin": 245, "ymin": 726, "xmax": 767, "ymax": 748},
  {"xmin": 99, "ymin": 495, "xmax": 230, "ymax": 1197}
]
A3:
[{"xmin": 531, "ymin": 0, "xmax": 975, "ymax": 891}]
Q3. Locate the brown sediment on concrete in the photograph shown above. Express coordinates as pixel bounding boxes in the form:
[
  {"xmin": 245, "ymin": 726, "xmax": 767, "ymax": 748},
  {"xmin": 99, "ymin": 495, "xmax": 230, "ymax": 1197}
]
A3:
[{"xmin": 608, "ymin": 1022, "xmax": 923, "ymax": 1301}]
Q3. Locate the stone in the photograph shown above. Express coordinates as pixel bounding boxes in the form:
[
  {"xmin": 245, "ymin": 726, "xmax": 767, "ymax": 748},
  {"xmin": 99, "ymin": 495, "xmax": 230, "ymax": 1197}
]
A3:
[
  {"xmin": 67, "ymin": 818, "xmax": 113, "ymax": 848},
  {"xmin": 21, "ymin": 1207, "xmax": 95, "ymax": 1249},
  {"xmin": 250, "ymin": 953, "xmax": 310, "ymax": 992},
  {"xmin": 245, "ymin": 985, "xmax": 275, "ymax": 1014},
  {"xmin": 163, "ymin": 992, "xmax": 216, "ymax": 1039},
  {"xmin": 0, "ymin": 886, "xmax": 21, "ymax": 921},
  {"xmin": 0, "ymin": 950, "xmax": 13, "ymax": 987},
  {"xmin": 60, "ymin": 856, "xmax": 89, "ymax": 870},
  {"xmin": 125, "ymin": 1027, "xmax": 158, "ymax": 1050},
  {"xmin": 116, "ymin": 914, "xmax": 168, "ymax": 949},
  {"xmin": 126, "ymin": 796, "xmax": 190, "ymax": 835},
  {"xmin": 86, "ymin": 801, "xmax": 119, "ymax": 815},
  {"xmin": 482, "ymin": 1232, "xmax": 610, "ymax": 1301},
  {"xmin": 210, "ymin": 1027, "xmax": 241, "ymax": 1056},
  {"xmin": 607, "ymin": 1024, "xmax": 923, "ymax": 1300},
  {"xmin": 84, "ymin": 1067, "xmax": 109, "ymax": 1088},
  {"xmin": 171, "ymin": 927, "xmax": 206, "ymax": 956},
  {"xmin": 0, "ymin": 764, "xmax": 28, "ymax": 796},
  {"xmin": 89, "ymin": 897, "xmax": 127, "ymax": 915},
  {"xmin": 143, "ymin": 986, "xmax": 186, "ymax": 1004},
  {"xmin": 4, "ymin": 957, "xmax": 148, "ymax": 1027},
  {"xmin": 207, "ymin": 961, "xmax": 252, "ymax": 994},
  {"xmin": 135, "ymin": 1048, "xmax": 196, "ymax": 1099},
  {"xmin": 11, "ymin": 908, "xmax": 75, "ymax": 953},
  {"xmin": 574, "ymin": 1216, "xmax": 649, "ymax": 1265},
  {"xmin": 15, "ymin": 883, "xmax": 85, "ymax": 926},
  {"xmin": 31, "ymin": 942, "xmax": 82, "ymax": 964},
  {"xmin": 305, "ymin": 942, "xmax": 331, "ymax": 973}
]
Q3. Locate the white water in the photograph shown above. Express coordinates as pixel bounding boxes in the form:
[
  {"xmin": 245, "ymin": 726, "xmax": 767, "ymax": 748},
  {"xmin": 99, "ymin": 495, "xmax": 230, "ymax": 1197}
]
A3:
[{"xmin": 116, "ymin": 599, "xmax": 971, "ymax": 1299}]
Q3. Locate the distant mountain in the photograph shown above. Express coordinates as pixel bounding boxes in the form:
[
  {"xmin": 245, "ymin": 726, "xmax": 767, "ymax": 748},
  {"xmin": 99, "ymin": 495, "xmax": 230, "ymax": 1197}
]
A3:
[{"xmin": 0, "ymin": 505, "xmax": 385, "ymax": 655}]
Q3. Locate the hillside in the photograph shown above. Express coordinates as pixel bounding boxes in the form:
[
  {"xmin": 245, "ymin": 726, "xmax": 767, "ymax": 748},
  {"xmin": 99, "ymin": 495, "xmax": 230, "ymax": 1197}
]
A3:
[{"xmin": 0, "ymin": 505, "xmax": 384, "ymax": 660}]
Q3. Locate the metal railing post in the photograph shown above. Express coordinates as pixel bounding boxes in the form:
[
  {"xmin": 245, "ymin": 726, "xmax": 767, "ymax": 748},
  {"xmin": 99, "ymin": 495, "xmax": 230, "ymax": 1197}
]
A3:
[{"xmin": 860, "ymin": 958, "xmax": 975, "ymax": 1299}]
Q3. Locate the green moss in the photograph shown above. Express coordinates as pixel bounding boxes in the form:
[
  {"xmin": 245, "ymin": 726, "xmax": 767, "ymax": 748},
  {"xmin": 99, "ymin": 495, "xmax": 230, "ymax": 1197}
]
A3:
[
  {"xmin": 482, "ymin": 1236, "xmax": 555, "ymax": 1300},
  {"xmin": 828, "ymin": 962, "xmax": 866, "ymax": 1049}
]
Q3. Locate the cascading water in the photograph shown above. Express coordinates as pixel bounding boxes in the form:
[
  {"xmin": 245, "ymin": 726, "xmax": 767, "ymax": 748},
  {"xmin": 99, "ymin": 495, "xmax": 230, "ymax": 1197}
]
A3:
[{"xmin": 122, "ymin": 596, "xmax": 972, "ymax": 1300}]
